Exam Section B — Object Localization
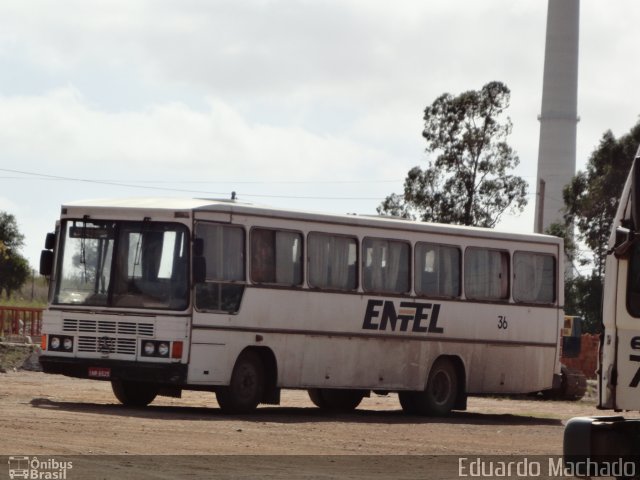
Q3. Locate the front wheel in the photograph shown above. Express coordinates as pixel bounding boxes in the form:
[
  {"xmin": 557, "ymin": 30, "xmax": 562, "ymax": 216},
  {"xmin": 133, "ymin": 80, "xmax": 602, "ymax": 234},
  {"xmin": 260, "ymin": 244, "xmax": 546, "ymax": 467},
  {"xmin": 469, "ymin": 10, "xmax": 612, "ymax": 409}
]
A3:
[
  {"xmin": 399, "ymin": 358, "xmax": 458, "ymax": 416},
  {"xmin": 111, "ymin": 380, "xmax": 158, "ymax": 407},
  {"xmin": 216, "ymin": 350, "xmax": 264, "ymax": 414}
]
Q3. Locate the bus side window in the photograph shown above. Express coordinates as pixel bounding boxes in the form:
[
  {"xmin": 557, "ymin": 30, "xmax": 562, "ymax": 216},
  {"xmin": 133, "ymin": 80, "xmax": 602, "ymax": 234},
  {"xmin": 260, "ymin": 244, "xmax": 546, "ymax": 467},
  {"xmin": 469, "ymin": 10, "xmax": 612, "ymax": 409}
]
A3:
[
  {"xmin": 251, "ymin": 228, "xmax": 303, "ymax": 286},
  {"xmin": 414, "ymin": 243, "xmax": 461, "ymax": 298},
  {"xmin": 362, "ymin": 237, "xmax": 410, "ymax": 294},
  {"xmin": 464, "ymin": 248, "xmax": 510, "ymax": 301},
  {"xmin": 194, "ymin": 223, "xmax": 245, "ymax": 313},
  {"xmin": 308, "ymin": 233, "xmax": 357, "ymax": 291}
]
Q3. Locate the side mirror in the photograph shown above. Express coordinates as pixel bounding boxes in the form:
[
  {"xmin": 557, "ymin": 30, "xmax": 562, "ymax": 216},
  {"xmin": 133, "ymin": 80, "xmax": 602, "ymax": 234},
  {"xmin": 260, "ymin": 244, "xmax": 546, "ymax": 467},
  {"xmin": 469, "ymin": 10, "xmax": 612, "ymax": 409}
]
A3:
[
  {"xmin": 40, "ymin": 250, "xmax": 54, "ymax": 276},
  {"xmin": 632, "ymin": 154, "xmax": 640, "ymax": 230},
  {"xmin": 193, "ymin": 256, "xmax": 206, "ymax": 284},
  {"xmin": 613, "ymin": 226, "xmax": 637, "ymax": 259},
  {"xmin": 44, "ymin": 232, "xmax": 56, "ymax": 250}
]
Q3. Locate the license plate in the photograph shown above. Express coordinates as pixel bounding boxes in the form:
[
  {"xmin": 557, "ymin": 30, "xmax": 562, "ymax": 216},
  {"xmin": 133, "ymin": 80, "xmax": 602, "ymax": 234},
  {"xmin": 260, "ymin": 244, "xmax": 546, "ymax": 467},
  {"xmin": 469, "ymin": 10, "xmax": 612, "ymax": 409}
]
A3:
[{"xmin": 88, "ymin": 367, "xmax": 111, "ymax": 379}]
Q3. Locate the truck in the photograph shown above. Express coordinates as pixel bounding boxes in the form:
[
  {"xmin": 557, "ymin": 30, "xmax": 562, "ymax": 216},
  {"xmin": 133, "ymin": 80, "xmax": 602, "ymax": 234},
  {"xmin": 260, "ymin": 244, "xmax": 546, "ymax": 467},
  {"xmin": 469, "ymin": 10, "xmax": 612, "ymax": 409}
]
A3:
[{"xmin": 564, "ymin": 147, "xmax": 640, "ymax": 475}]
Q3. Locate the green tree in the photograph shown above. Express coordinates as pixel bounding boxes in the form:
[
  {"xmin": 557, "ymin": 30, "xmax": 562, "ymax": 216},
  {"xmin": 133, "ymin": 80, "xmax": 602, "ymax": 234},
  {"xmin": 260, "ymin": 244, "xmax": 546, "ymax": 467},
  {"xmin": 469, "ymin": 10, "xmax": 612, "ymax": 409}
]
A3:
[
  {"xmin": 0, "ymin": 212, "xmax": 25, "ymax": 250},
  {"xmin": 564, "ymin": 274, "xmax": 603, "ymax": 334},
  {"xmin": 563, "ymin": 123, "xmax": 640, "ymax": 277},
  {"xmin": 561, "ymin": 120, "xmax": 640, "ymax": 332},
  {"xmin": 0, "ymin": 212, "xmax": 29, "ymax": 299},
  {"xmin": 0, "ymin": 251, "xmax": 30, "ymax": 299},
  {"xmin": 379, "ymin": 81, "xmax": 528, "ymax": 227}
]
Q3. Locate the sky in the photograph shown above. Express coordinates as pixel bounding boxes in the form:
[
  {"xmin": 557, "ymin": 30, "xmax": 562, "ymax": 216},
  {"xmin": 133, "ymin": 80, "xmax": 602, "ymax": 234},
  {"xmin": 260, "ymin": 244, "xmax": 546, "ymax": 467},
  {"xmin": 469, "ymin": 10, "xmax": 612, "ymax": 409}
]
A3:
[{"xmin": 1, "ymin": 0, "xmax": 639, "ymax": 269}]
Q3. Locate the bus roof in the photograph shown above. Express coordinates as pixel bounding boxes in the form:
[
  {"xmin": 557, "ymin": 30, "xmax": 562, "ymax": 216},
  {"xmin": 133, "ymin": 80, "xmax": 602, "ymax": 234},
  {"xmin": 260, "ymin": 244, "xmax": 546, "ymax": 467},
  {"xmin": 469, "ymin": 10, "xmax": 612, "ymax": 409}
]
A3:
[{"xmin": 61, "ymin": 197, "xmax": 561, "ymax": 245}]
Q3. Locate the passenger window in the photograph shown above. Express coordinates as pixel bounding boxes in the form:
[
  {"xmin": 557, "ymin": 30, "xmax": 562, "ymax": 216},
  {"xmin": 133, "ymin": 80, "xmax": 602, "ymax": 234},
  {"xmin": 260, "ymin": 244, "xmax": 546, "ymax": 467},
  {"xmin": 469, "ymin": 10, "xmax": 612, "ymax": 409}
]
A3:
[
  {"xmin": 251, "ymin": 228, "xmax": 302, "ymax": 286},
  {"xmin": 308, "ymin": 233, "xmax": 357, "ymax": 290},
  {"xmin": 513, "ymin": 252, "xmax": 556, "ymax": 304},
  {"xmin": 464, "ymin": 248, "xmax": 509, "ymax": 301},
  {"xmin": 362, "ymin": 237, "xmax": 410, "ymax": 294},
  {"xmin": 415, "ymin": 243, "xmax": 460, "ymax": 298},
  {"xmin": 194, "ymin": 223, "xmax": 245, "ymax": 313}
]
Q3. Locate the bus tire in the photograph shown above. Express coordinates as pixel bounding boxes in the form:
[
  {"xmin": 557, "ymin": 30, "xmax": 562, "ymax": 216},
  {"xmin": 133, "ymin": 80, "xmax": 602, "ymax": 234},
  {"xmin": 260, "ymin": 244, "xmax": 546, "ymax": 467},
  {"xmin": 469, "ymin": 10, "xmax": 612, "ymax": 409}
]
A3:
[
  {"xmin": 307, "ymin": 388, "xmax": 363, "ymax": 412},
  {"xmin": 216, "ymin": 350, "xmax": 264, "ymax": 414},
  {"xmin": 111, "ymin": 380, "xmax": 158, "ymax": 407},
  {"xmin": 424, "ymin": 358, "xmax": 458, "ymax": 415},
  {"xmin": 541, "ymin": 365, "xmax": 587, "ymax": 401},
  {"xmin": 400, "ymin": 358, "xmax": 458, "ymax": 416}
]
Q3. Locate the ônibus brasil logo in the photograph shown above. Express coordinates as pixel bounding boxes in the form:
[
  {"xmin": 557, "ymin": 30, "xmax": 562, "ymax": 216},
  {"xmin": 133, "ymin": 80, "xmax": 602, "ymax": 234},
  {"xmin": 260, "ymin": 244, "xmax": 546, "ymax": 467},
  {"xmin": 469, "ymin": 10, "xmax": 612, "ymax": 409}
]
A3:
[{"xmin": 7, "ymin": 456, "xmax": 72, "ymax": 479}]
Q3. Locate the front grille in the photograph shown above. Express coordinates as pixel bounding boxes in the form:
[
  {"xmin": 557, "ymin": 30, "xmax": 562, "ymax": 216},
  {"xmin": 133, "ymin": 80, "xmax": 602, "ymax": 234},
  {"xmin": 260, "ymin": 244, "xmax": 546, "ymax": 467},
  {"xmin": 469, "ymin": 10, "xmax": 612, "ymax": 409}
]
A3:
[
  {"xmin": 62, "ymin": 318, "xmax": 154, "ymax": 357},
  {"xmin": 77, "ymin": 336, "xmax": 137, "ymax": 355},
  {"xmin": 63, "ymin": 319, "xmax": 154, "ymax": 336}
]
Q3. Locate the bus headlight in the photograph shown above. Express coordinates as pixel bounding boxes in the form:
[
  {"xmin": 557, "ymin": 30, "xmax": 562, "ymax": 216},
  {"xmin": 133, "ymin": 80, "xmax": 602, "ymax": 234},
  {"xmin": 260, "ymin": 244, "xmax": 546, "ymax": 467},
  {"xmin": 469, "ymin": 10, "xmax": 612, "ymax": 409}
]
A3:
[
  {"xmin": 157, "ymin": 342, "xmax": 169, "ymax": 357},
  {"xmin": 143, "ymin": 341, "xmax": 156, "ymax": 356},
  {"xmin": 141, "ymin": 340, "xmax": 173, "ymax": 358},
  {"xmin": 48, "ymin": 335, "xmax": 73, "ymax": 352}
]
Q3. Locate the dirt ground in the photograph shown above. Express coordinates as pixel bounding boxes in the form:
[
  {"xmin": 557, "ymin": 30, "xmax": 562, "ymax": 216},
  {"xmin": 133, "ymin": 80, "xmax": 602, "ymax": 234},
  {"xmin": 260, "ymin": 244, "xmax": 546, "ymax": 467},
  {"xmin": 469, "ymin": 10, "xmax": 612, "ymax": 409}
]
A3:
[{"xmin": 1, "ymin": 370, "xmax": 637, "ymax": 479}]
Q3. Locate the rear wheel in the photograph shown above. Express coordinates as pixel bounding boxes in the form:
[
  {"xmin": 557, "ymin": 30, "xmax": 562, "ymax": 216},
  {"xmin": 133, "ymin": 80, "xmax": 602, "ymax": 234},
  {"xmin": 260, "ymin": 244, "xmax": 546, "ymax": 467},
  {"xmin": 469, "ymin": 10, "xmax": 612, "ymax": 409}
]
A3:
[
  {"xmin": 307, "ymin": 389, "xmax": 328, "ymax": 408},
  {"xmin": 541, "ymin": 365, "xmax": 587, "ymax": 401},
  {"xmin": 111, "ymin": 380, "xmax": 158, "ymax": 407},
  {"xmin": 307, "ymin": 388, "xmax": 364, "ymax": 412},
  {"xmin": 216, "ymin": 350, "xmax": 264, "ymax": 414},
  {"xmin": 399, "ymin": 358, "xmax": 458, "ymax": 416},
  {"xmin": 398, "ymin": 390, "xmax": 421, "ymax": 414}
]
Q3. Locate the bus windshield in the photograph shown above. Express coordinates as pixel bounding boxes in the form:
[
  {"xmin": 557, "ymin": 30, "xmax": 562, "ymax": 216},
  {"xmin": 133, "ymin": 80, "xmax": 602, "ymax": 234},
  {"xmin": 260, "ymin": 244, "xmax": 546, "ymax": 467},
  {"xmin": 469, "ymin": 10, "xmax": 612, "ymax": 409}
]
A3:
[{"xmin": 54, "ymin": 220, "xmax": 189, "ymax": 310}]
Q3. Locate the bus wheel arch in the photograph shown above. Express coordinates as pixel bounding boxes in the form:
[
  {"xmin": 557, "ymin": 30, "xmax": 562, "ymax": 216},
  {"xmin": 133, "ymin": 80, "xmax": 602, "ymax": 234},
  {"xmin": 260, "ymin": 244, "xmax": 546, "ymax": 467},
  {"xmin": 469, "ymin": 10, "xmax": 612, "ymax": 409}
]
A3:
[
  {"xmin": 446, "ymin": 355, "xmax": 467, "ymax": 410},
  {"xmin": 252, "ymin": 346, "xmax": 280, "ymax": 405},
  {"xmin": 216, "ymin": 349, "xmax": 265, "ymax": 413},
  {"xmin": 399, "ymin": 355, "xmax": 466, "ymax": 416},
  {"xmin": 216, "ymin": 346, "xmax": 279, "ymax": 413}
]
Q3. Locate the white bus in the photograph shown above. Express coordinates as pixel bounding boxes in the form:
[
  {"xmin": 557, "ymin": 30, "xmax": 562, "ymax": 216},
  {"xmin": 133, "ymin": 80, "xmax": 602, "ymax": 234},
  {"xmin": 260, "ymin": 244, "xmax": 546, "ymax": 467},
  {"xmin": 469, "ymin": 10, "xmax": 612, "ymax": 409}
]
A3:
[
  {"xmin": 564, "ymin": 147, "xmax": 640, "ymax": 471},
  {"xmin": 39, "ymin": 198, "xmax": 564, "ymax": 415}
]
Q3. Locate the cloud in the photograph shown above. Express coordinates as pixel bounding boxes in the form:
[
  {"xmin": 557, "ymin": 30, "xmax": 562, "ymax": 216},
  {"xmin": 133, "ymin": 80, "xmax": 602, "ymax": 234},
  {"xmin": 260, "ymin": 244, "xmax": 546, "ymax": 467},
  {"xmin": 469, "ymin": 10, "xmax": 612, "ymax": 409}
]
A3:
[
  {"xmin": 0, "ymin": 1, "xmax": 545, "ymax": 99},
  {"xmin": 0, "ymin": 85, "xmax": 408, "ymax": 266},
  {"xmin": 0, "ymin": 87, "xmax": 400, "ymax": 186},
  {"xmin": 3, "ymin": 0, "xmax": 640, "ymax": 267}
]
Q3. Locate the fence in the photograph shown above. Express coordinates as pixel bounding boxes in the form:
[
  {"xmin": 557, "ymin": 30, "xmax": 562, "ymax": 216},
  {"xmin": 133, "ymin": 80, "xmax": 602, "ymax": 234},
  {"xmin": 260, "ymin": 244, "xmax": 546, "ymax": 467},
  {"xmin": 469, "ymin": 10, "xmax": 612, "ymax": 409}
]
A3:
[{"xmin": 0, "ymin": 307, "xmax": 43, "ymax": 338}]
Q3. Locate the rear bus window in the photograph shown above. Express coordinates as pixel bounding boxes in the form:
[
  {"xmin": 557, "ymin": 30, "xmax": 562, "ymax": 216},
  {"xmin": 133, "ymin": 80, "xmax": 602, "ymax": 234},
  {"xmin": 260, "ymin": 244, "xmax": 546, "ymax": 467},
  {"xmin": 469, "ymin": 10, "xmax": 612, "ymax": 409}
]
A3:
[{"xmin": 513, "ymin": 252, "xmax": 556, "ymax": 304}]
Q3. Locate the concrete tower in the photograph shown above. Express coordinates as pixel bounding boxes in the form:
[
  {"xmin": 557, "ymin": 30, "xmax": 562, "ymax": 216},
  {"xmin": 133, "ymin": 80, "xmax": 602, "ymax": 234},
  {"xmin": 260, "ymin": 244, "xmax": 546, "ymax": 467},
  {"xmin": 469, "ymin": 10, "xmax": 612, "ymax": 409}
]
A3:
[{"xmin": 534, "ymin": 0, "xmax": 580, "ymax": 234}]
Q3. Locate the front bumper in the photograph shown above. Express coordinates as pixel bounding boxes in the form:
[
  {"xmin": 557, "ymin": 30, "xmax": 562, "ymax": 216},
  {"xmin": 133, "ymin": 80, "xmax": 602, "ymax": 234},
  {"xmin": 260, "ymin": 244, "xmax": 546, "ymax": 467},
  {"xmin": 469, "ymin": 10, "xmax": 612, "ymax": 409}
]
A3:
[{"xmin": 40, "ymin": 355, "xmax": 187, "ymax": 386}]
